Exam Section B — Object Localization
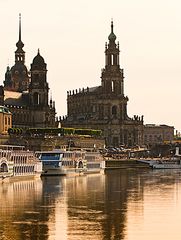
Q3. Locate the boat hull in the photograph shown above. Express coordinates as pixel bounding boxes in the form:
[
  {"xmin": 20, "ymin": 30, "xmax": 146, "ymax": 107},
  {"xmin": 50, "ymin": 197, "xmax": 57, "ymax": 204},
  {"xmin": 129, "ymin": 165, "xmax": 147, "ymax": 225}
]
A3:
[
  {"xmin": 0, "ymin": 145, "xmax": 42, "ymax": 183},
  {"xmin": 1, "ymin": 173, "xmax": 41, "ymax": 183},
  {"xmin": 152, "ymin": 164, "xmax": 181, "ymax": 169}
]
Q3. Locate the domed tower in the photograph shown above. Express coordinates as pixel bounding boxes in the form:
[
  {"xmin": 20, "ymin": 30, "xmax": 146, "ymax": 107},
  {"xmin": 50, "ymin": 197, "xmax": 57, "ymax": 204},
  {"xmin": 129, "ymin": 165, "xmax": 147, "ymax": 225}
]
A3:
[
  {"xmin": 29, "ymin": 49, "xmax": 49, "ymax": 108},
  {"xmin": 4, "ymin": 14, "xmax": 30, "ymax": 92},
  {"xmin": 101, "ymin": 21, "xmax": 124, "ymax": 96}
]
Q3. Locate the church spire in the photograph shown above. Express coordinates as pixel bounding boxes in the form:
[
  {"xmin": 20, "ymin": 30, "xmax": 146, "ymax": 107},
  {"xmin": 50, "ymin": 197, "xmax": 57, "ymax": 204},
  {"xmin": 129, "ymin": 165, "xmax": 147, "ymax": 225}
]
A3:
[
  {"xmin": 111, "ymin": 20, "xmax": 114, "ymax": 33},
  {"xmin": 16, "ymin": 13, "xmax": 24, "ymax": 51},
  {"xmin": 15, "ymin": 13, "xmax": 25, "ymax": 63},
  {"xmin": 101, "ymin": 21, "xmax": 123, "ymax": 95},
  {"xmin": 19, "ymin": 13, "xmax": 22, "ymax": 42},
  {"xmin": 108, "ymin": 20, "xmax": 116, "ymax": 42}
]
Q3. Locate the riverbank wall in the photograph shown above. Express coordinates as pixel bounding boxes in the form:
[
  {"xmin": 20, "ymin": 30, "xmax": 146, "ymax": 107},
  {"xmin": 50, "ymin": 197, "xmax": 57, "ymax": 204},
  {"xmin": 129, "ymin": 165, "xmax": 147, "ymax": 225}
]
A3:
[{"xmin": 104, "ymin": 159, "xmax": 150, "ymax": 169}]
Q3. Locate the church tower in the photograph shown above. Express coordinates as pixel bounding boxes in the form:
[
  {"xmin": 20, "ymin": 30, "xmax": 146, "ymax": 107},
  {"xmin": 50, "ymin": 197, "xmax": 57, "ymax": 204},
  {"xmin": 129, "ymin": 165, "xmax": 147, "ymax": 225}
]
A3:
[
  {"xmin": 101, "ymin": 21, "xmax": 124, "ymax": 96},
  {"xmin": 29, "ymin": 49, "xmax": 49, "ymax": 108},
  {"xmin": 63, "ymin": 21, "xmax": 144, "ymax": 147},
  {"xmin": 4, "ymin": 14, "xmax": 30, "ymax": 92},
  {"xmin": 29, "ymin": 49, "xmax": 56, "ymax": 127},
  {"xmin": 100, "ymin": 21, "xmax": 129, "ymax": 121}
]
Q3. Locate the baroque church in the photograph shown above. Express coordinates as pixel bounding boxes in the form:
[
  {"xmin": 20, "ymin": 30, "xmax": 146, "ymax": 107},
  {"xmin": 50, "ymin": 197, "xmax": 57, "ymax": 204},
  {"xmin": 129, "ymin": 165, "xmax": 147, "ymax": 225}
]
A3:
[
  {"xmin": 0, "ymin": 15, "xmax": 56, "ymax": 128},
  {"xmin": 62, "ymin": 22, "xmax": 144, "ymax": 147}
]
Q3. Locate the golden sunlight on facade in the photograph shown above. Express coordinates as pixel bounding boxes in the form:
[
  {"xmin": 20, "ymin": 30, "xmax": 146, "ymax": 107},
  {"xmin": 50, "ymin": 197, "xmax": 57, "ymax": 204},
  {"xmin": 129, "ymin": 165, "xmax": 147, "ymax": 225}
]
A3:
[{"xmin": 0, "ymin": 106, "xmax": 12, "ymax": 134}]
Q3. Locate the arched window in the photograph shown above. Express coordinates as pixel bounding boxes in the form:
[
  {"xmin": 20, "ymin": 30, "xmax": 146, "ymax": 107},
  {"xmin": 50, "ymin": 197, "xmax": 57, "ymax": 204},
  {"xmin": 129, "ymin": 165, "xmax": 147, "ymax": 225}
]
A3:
[
  {"xmin": 112, "ymin": 105, "xmax": 117, "ymax": 115},
  {"xmin": 0, "ymin": 163, "xmax": 8, "ymax": 173},
  {"xmin": 5, "ymin": 117, "xmax": 7, "ymax": 125},
  {"xmin": 33, "ymin": 92, "xmax": 40, "ymax": 105},
  {"xmin": 78, "ymin": 161, "xmax": 83, "ymax": 168},
  {"xmin": 111, "ymin": 54, "xmax": 114, "ymax": 65},
  {"xmin": 111, "ymin": 81, "xmax": 114, "ymax": 92}
]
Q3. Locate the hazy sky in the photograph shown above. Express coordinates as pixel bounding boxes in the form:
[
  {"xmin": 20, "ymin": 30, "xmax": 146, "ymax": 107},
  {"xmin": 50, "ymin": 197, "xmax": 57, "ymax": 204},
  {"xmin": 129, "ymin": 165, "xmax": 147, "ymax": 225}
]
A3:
[{"xmin": 0, "ymin": 0, "xmax": 181, "ymax": 132}]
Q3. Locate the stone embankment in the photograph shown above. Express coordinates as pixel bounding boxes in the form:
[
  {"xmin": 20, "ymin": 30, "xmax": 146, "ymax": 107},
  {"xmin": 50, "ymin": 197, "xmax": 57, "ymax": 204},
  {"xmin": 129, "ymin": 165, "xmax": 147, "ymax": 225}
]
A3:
[{"xmin": 104, "ymin": 158, "xmax": 150, "ymax": 169}]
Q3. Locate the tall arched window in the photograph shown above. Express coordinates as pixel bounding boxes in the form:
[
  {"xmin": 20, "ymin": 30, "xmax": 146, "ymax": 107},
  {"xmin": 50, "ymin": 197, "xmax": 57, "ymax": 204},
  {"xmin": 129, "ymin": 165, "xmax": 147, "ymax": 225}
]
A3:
[
  {"xmin": 0, "ymin": 163, "xmax": 8, "ymax": 172},
  {"xmin": 112, "ymin": 105, "xmax": 117, "ymax": 115},
  {"xmin": 111, "ymin": 81, "xmax": 115, "ymax": 92},
  {"xmin": 33, "ymin": 92, "xmax": 40, "ymax": 105},
  {"xmin": 111, "ymin": 54, "xmax": 114, "ymax": 65}
]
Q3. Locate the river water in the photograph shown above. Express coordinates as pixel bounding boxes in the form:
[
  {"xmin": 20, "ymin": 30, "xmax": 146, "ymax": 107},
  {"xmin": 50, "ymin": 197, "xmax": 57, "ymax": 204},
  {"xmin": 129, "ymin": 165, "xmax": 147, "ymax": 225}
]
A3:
[{"xmin": 1, "ymin": 169, "xmax": 181, "ymax": 240}]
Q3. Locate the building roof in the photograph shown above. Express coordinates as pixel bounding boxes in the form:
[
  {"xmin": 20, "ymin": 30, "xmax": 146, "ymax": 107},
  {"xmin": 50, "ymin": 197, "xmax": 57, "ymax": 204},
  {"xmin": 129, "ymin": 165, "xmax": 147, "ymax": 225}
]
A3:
[
  {"xmin": 144, "ymin": 124, "xmax": 174, "ymax": 128},
  {"xmin": 4, "ymin": 90, "xmax": 27, "ymax": 106},
  {"xmin": 0, "ymin": 105, "xmax": 11, "ymax": 114},
  {"xmin": 31, "ymin": 49, "xmax": 47, "ymax": 71},
  {"xmin": 87, "ymin": 86, "xmax": 100, "ymax": 93}
]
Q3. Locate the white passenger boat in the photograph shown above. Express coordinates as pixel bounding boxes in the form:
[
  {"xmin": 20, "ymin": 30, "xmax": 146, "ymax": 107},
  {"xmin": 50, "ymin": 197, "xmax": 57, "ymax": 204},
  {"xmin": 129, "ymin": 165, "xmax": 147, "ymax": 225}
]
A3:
[
  {"xmin": 137, "ymin": 158, "xmax": 181, "ymax": 169},
  {"xmin": 35, "ymin": 150, "xmax": 63, "ymax": 176},
  {"xmin": 0, "ymin": 145, "xmax": 42, "ymax": 182},
  {"xmin": 36, "ymin": 150, "xmax": 87, "ymax": 176},
  {"xmin": 85, "ymin": 151, "xmax": 104, "ymax": 173},
  {"xmin": 137, "ymin": 147, "xmax": 181, "ymax": 169},
  {"xmin": 62, "ymin": 150, "xmax": 87, "ymax": 175},
  {"xmin": 36, "ymin": 149, "xmax": 104, "ymax": 176}
]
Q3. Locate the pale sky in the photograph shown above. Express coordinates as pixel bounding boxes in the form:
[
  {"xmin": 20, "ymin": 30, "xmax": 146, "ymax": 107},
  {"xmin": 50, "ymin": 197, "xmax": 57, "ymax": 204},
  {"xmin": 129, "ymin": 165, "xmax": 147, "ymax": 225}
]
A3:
[{"xmin": 0, "ymin": 0, "xmax": 181, "ymax": 132}]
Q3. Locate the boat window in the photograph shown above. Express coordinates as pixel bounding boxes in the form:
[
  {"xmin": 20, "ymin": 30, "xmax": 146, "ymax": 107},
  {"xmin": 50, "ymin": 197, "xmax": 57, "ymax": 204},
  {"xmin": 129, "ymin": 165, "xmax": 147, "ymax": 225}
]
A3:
[
  {"xmin": 0, "ymin": 163, "xmax": 8, "ymax": 172},
  {"xmin": 41, "ymin": 153, "xmax": 61, "ymax": 161}
]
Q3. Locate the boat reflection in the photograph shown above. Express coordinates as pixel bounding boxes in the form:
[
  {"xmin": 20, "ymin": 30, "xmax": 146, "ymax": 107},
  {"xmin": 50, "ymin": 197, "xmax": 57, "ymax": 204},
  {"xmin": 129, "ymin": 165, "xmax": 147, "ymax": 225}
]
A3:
[{"xmin": 1, "ymin": 169, "xmax": 181, "ymax": 240}]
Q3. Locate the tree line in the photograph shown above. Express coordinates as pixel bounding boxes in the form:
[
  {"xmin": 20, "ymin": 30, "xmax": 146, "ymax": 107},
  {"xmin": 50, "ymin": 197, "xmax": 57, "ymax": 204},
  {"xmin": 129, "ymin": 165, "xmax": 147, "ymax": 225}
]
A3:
[{"xmin": 8, "ymin": 127, "xmax": 102, "ymax": 137}]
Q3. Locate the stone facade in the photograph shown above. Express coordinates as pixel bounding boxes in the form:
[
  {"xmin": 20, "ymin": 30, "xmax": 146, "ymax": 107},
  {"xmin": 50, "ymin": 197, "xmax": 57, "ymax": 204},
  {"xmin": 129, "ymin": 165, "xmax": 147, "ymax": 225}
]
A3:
[
  {"xmin": 62, "ymin": 22, "xmax": 144, "ymax": 147},
  {"xmin": 0, "ymin": 106, "xmax": 12, "ymax": 134},
  {"xmin": 144, "ymin": 124, "xmax": 174, "ymax": 146},
  {"xmin": 0, "ymin": 14, "xmax": 56, "ymax": 128}
]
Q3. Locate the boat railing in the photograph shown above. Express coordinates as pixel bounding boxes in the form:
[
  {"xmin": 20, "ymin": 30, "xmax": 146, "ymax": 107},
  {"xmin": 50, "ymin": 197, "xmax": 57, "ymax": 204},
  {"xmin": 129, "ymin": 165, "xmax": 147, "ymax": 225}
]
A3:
[
  {"xmin": 0, "ymin": 145, "xmax": 25, "ymax": 150},
  {"xmin": 0, "ymin": 149, "xmax": 13, "ymax": 161}
]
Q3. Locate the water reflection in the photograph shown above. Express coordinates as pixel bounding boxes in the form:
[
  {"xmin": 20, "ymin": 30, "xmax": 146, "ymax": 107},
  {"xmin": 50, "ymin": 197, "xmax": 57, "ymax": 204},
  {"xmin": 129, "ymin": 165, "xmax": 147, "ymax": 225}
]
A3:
[
  {"xmin": 0, "ymin": 179, "xmax": 43, "ymax": 239},
  {"xmin": 1, "ymin": 170, "xmax": 181, "ymax": 240}
]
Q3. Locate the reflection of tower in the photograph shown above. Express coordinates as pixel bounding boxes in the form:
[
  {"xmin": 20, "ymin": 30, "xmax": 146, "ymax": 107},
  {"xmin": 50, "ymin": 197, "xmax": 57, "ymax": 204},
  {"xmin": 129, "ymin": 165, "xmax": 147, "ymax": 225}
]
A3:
[
  {"xmin": 53, "ymin": 178, "xmax": 68, "ymax": 240},
  {"xmin": 0, "ymin": 179, "xmax": 43, "ymax": 239},
  {"xmin": 42, "ymin": 177, "xmax": 68, "ymax": 240},
  {"xmin": 4, "ymin": 14, "xmax": 30, "ymax": 92},
  {"xmin": 65, "ymin": 174, "xmax": 106, "ymax": 238},
  {"xmin": 102, "ymin": 171, "xmax": 128, "ymax": 239}
]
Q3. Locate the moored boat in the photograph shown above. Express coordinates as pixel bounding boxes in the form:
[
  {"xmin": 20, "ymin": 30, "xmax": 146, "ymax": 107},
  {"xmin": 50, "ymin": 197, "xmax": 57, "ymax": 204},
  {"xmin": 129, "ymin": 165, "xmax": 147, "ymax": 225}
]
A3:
[
  {"xmin": 137, "ymin": 158, "xmax": 181, "ymax": 169},
  {"xmin": 36, "ymin": 150, "xmax": 87, "ymax": 176},
  {"xmin": 36, "ymin": 149, "xmax": 104, "ymax": 176},
  {"xmin": 151, "ymin": 159, "xmax": 181, "ymax": 169},
  {"xmin": 0, "ymin": 145, "xmax": 42, "ymax": 182},
  {"xmin": 137, "ymin": 147, "xmax": 181, "ymax": 169},
  {"xmin": 84, "ymin": 151, "xmax": 104, "ymax": 173}
]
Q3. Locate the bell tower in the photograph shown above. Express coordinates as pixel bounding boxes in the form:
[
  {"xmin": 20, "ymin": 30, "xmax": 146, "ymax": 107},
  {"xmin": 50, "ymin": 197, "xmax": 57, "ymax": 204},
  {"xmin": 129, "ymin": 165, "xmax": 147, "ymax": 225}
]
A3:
[
  {"xmin": 29, "ymin": 49, "xmax": 49, "ymax": 108},
  {"xmin": 101, "ymin": 21, "xmax": 124, "ymax": 95}
]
